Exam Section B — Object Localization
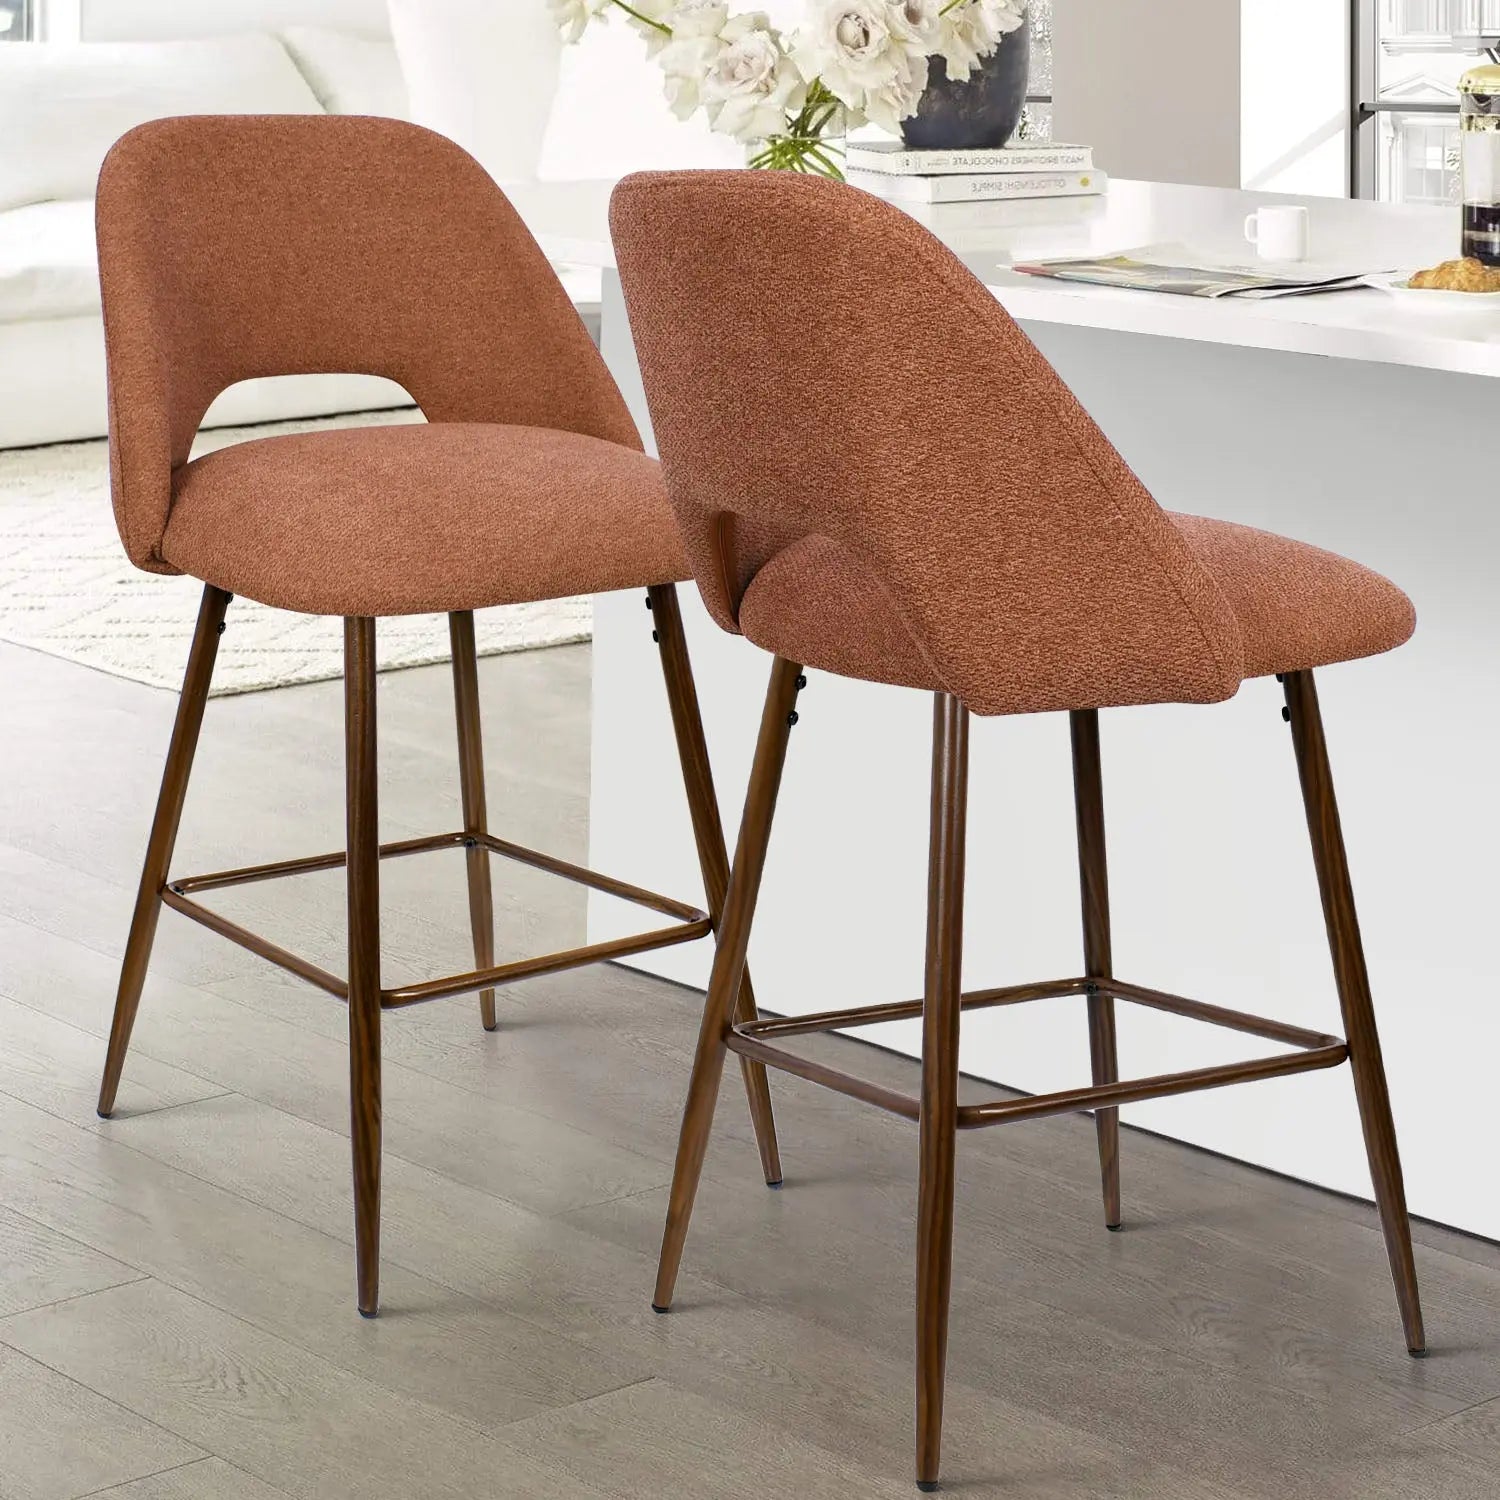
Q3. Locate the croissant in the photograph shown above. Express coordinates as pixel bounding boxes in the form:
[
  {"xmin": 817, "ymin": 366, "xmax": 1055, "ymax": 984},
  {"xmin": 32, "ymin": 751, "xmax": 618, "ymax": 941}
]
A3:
[{"xmin": 1409, "ymin": 257, "xmax": 1500, "ymax": 292}]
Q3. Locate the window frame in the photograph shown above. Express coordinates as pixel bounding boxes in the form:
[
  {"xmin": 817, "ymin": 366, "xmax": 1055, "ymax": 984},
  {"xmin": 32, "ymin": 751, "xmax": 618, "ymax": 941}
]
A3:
[
  {"xmin": 1352, "ymin": 0, "xmax": 1500, "ymax": 197},
  {"xmin": 1351, "ymin": 0, "xmax": 1380, "ymax": 196},
  {"xmin": 0, "ymin": 0, "xmax": 35, "ymax": 42}
]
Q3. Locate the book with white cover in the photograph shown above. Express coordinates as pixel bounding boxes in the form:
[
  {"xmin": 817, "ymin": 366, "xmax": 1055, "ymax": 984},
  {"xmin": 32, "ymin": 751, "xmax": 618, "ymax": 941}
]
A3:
[
  {"xmin": 885, "ymin": 193, "xmax": 1107, "ymax": 251},
  {"xmin": 846, "ymin": 140, "xmax": 1094, "ymax": 175},
  {"xmin": 848, "ymin": 168, "xmax": 1106, "ymax": 205}
]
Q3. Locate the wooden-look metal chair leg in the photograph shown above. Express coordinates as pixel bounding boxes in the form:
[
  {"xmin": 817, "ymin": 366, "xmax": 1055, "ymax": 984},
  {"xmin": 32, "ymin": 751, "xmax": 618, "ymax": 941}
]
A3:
[
  {"xmin": 1282, "ymin": 669, "xmax": 1426, "ymax": 1356},
  {"xmin": 653, "ymin": 656, "xmax": 804, "ymax": 1312},
  {"xmin": 1070, "ymin": 709, "xmax": 1122, "ymax": 1230},
  {"xmin": 915, "ymin": 692, "xmax": 969, "ymax": 1493},
  {"xmin": 647, "ymin": 583, "xmax": 783, "ymax": 1186},
  {"xmin": 345, "ymin": 617, "xmax": 383, "ymax": 1317},
  {"xmin": 98, "ymin": 584, "xmax": 230, "ymax": 1118},
  {"xmin": 449, "ymin": 611, "xmax": 497, "ymax": 1032}
]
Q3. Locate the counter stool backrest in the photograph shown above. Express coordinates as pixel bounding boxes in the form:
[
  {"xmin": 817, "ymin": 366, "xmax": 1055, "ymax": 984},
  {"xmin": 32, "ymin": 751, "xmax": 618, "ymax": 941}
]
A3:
[
  {"xmin": 96, "ymin": 114, "xmax": 637, "ymax": 572},
  {"xmin": 609, "ymin": 170, "xmax": 1246, "ymax": 716}
]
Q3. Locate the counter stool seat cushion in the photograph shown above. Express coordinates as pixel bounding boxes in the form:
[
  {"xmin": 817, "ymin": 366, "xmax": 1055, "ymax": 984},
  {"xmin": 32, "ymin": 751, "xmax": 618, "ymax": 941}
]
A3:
[
  {"xmin": 1168, "ymin": 513, "xmax": 1414, "ymax": 679},
  {"xmin": 736, "ymin": 513, "xmax": 1414, "ymax": 708},
  {"xmin": 160, "ymin": 421, "xmax": 687, "ymax": 616}
]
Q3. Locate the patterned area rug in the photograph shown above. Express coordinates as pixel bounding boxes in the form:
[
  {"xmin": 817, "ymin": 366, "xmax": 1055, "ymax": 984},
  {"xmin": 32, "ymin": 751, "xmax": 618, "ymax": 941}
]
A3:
[{"xmin": 0, "ymin": 410, "xmax": 591, "ymax": 695}]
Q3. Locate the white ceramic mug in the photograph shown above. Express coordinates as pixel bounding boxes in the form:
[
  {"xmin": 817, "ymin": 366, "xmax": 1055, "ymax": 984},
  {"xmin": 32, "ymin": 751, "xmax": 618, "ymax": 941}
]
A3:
[{"xmin": 1243, "ymin": 204, "xmax": 1310, "ymax": 262}]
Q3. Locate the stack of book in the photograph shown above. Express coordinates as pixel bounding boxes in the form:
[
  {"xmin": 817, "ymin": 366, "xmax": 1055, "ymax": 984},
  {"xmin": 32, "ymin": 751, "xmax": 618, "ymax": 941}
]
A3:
[{"xmin": 845, "ymin": 140, "xmax": 1104, "ymax": 206}]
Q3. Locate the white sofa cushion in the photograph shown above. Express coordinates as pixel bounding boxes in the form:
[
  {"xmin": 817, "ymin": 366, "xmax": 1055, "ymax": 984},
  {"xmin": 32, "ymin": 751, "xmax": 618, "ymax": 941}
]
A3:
[
  {"xmin": 0, "ymin": 36, "xmax": 323, "ymax": 212},
  {"xmin": 281, "ymin": 26, "xmax": 408, "ymax": 117},
  {"xmin": 79, "ymin": 0, "xmax": 392, "ymax": 41},
  {"xmin": 0, "ymin": 201, "xmax": 100, "ymax": 324},
  {"xmin": 0, "ymin": 315, "xmax": 415, "ymax": 450}
]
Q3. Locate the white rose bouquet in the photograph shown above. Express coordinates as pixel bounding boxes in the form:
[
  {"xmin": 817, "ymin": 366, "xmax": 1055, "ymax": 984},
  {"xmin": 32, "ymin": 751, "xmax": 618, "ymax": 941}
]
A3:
[{"xmin": 549, "ymin": 0, "xmax": 1027, "ymax": 176}]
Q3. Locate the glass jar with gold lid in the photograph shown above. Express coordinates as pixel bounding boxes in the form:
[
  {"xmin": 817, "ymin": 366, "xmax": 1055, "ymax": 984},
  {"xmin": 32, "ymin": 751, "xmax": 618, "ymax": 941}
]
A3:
[{"xmin": 1460, "ymin": 64, "xmax": 1500, "ymax": 265}]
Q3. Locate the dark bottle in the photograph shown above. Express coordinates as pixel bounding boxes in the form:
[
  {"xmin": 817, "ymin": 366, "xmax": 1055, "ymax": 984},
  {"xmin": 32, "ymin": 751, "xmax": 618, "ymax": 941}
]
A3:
[{"xmin": 1461, "ymin": 66, "xmax": 1500, "ymax": 265}]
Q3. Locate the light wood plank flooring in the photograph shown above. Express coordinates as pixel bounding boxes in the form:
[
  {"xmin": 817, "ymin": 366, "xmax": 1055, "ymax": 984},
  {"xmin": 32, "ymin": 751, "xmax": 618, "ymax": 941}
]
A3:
[{"xmin": 1, "ymin": 632, "xmax": 1498, "ymax": 1498}]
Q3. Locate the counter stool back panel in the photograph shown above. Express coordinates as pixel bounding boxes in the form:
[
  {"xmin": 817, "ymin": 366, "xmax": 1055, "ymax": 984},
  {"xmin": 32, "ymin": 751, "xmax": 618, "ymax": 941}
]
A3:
[
  {"xmin": 92, "ymin": 117, "xmax": 782, "ymax": 1319},
  {"xmin": 610, "ymin": 170, "xmax": 1425, "ymax": 1492}
]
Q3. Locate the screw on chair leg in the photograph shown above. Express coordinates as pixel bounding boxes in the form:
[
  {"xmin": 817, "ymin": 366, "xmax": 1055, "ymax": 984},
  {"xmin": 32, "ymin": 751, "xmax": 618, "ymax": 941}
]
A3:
[
  {"xmin": 916, "ymin": 692, "xmax": 969, "ymax": 1494},
  {"xmin": 98, "ymin": 584, "xmax": 229, "ymax": 1118},
  {"xmin": 653, "ymin": 656, "xmax": 803, "ymax": 1311},
  {"xmin": 345, "ymin": 617, "xmax": 383, "ymax": 1318},
  {"xmin": 449, "ymin": 611, "xmax": 498, "ymax": 1032},
  {"xmin": 1070, "ymin": 709, "xmax": 1122, "ymax": 1229},
  {"xmin": 1283, "ymin": 669, "xmax": 1425, "ymax": 1356},
  {"xmin": 648, "ymin": 583, "xmax": 784, "ymax": 1187}
]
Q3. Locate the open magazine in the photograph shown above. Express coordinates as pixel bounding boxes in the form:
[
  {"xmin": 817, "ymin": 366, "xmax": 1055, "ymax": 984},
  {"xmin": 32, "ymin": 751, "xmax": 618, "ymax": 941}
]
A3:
[{"xmin": 1013, "ymin": 246, "xmax": 1385, "ymax": 299}]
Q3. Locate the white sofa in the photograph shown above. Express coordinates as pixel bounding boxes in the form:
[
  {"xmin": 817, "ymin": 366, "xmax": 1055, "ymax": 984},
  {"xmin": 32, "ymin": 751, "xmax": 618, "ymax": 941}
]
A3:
[{"xmin": 0, "ymin": 0, "xmax": 584, "ymax": 450}]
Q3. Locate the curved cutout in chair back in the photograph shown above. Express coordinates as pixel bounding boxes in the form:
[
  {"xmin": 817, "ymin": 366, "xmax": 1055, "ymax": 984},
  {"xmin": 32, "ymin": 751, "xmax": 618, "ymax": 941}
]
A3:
[{"xmin": 97, "ymin": 114, "xmax": 636, "ymax": 571}]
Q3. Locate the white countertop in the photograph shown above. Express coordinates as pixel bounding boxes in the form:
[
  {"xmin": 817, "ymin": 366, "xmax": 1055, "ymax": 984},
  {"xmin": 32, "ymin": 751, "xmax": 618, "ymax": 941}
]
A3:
[{"xmin": 512, "ymin": 175, "xmax": 1500, "ymax": 380}]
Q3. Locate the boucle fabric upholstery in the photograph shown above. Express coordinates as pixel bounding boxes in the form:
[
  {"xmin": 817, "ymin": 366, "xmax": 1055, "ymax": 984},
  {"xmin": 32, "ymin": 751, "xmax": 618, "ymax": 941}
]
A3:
[
  {"xmin": 610, "ymin": 172, "xmax": 1415, "ymax": 715},
  {"xmin": 737, "ymin": 534, "xmax": 942, "ymax": 692},
  {"xmin": 738, "ymin": 518, "xmax": 1414, "ymax": 699},
  {"xmin": 162, "ymin": 423, "xmax": 687, "ymax": 616},
  {"xmin": 1167, "ymin": 513, "xmax": 1414, "ymax": 678},
  {"xmin": 95, "ymin": 116, "xmax": 647, "ymax": 598}
]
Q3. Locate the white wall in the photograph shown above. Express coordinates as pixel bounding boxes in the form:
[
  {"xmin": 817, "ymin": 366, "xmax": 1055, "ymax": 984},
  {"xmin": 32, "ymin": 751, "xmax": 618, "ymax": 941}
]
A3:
[
  {"xmin": 1054, "ymin": 0, "xmax": 1349, "ymax": 197},
  {"xmin": 590, "ymin": 274, "xmax": 1500, "ymax": 1242},
  {"xmin": 544, "ymin": 0, "xmax": 812, "ymax": 178},
  {"xmin": 1053, "ymin": 0, "xmax": 1243, "ymax": 188},
  {"xmin": 58, "ymin": 1, "xmax": 1355, "ymax": 196},
  {"xmin": 554, "ymin": 0, "xmax": 1354, "ymax": 197},
  {"xmin": 1241, "ymin": 0, "xmax": 1348, "ymax": 196},
  {"xmin": 548, "ymin": 0, "xmax": 1352, "ymax": 194},
  {"xmin": 541, "ymin": 14, "xmax": 742, "ymax": 180}
]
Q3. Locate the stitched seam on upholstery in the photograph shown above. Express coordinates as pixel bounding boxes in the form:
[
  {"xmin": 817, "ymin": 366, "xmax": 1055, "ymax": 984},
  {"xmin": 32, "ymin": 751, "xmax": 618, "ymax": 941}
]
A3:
[
  {"xmin": 620, "ymin": 174, "xmax": 1243, "ymax": 698},
  {"xmin": 711, "ymin": 176, "xmax": 1245, "ymax": 693},
  {"xmin": 95, "ymin": 200, "xmax": 135, "ymax": 559},
  {"xmin": 624, "ymin": 177, "xmax": 950, "ymax": 682},
  {"xmin": 836, "ymin": 530, "xmax": 951, "ymax": 690},
  {"xmin": 97, "ymin": 199, "xmax": 165, "ymax": 570},
  {"xmin": 749, "ymin": 532, "xmax": 948, "ymax": 688},
  {"xmin": 934, "ymin": 243, "xmax": 1244, "ymax": 692},
  {"xmin": 777, "ymin": 170, "xmax": 1246, "ymax": 695},
  {"xmin": 713, "ymin": 512, "xmax": 745, "ymax": 632}
]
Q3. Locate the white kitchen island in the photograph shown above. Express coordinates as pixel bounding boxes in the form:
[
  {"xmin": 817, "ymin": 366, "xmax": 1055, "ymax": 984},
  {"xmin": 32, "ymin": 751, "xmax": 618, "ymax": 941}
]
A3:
[{"xmin": 517, "ymin": 177, "xmax": 1500, "ymax": 1241}]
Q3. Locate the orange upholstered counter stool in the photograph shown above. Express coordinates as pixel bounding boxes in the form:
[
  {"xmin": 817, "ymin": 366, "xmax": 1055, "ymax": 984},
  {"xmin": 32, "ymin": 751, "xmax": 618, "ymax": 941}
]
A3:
[
  {"xmin": 92, "ymin": 118, "xmax": 783, "ymax": 1318},
  {"xmin": 610, "ymin": 170, "xmax": 1425, "ymax": 1493}
]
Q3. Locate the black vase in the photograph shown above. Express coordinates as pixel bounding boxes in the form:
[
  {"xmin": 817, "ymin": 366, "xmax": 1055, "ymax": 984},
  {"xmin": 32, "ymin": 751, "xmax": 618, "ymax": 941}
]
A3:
[{"xmin": 900, "ymin": 15, "xmax": 1031, "ymax": 152}]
